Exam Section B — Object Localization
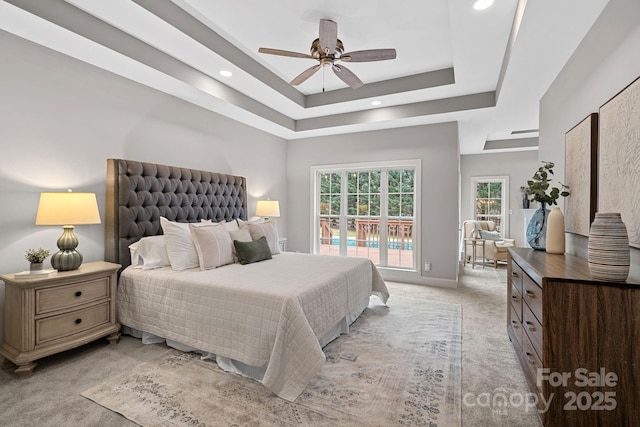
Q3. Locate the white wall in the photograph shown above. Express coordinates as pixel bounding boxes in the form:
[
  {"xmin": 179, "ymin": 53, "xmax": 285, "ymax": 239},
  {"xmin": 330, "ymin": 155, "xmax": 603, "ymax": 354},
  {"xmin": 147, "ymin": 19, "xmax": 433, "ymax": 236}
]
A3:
[
  {"xmin": 460, "ymin": 150, "xmax": 540, "ymax": 246},
  {"xmin": 539, "ymin": 0, "xmax": 640, "ymax": 280},
  {"xmin": 286, "ymin": 122, "xmax": 460, "ymax": 286},
  {"xmin": 0, "ymin": 33, "xmax": 287, "ymax": 340}
]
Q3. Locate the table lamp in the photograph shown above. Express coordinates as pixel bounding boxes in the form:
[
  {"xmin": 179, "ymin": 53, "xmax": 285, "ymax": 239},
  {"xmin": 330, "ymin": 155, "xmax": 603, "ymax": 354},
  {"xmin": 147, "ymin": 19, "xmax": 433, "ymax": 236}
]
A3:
[
  {"xmin": 35, "ymin": 191, "xmax": 101, "ymax": 271},
  {"xmin": 255, "ymin": 199, "xmax": 280, "ymax": 222}
]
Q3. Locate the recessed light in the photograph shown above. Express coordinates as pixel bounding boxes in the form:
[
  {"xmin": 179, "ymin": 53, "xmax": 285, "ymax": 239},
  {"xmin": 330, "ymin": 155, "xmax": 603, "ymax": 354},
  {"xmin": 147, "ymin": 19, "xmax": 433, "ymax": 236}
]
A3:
[
  {"xmin": 371, "ymin": 100, "xmax": 382, "ymax": 106},
  {"xmin": 219, "ymin": 70, "xmax": 233, "ymax": 77},
  {"xmin": 473, "ymin": 0, "xmax": 494, "ymax": 10}
]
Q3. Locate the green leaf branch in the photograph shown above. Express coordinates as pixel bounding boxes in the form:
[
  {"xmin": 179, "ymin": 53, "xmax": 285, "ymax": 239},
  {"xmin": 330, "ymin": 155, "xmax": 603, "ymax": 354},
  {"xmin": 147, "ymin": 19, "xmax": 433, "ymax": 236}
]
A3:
[{"xmin": 526, "ymin": 161, "xmax": 570, "ymax": 206}]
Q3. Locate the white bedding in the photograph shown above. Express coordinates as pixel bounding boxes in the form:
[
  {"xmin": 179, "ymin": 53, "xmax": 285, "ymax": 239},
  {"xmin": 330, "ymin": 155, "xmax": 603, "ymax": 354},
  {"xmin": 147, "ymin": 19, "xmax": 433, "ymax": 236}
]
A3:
[{"xmin": 117, "ymin": 252, "xmax": 389, "ymax": 401}]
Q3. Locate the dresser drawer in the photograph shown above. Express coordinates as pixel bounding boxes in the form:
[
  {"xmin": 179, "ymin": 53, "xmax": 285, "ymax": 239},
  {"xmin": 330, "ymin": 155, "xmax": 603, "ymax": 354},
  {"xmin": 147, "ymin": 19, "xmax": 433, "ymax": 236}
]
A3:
[
  {"xmin": 522, "ymin": 274, "xmax": 542, "ymax": 323},
  {"xmin": 510, "ymin": 262, "xmax": 523, "ymax": 294},
  {"xmin": 36, "ymin": 277, "xmax": 110, "ymax": 314},
  {"xmin": 36, "ymin": 302, "xmax": 110, "ymax": 344},
  {"xmin": 522, "ymin": 303, "xmax": 543, "ymax": 360},
  {"xmin": 510, "ymin": 283, "xmax": 522, "ymax": 321},
  {"xmin": 509, "ymin": 305, "xmax": 524, "ymax": 351},
  {"xmin": 522, "ymin": 333, "xmax": 543, "ymax": 395}
]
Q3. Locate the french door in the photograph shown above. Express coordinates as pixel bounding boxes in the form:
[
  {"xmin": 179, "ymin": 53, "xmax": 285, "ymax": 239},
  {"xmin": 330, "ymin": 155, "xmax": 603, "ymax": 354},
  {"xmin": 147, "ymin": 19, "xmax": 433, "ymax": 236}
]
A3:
[
  {"xmin": 312, "ymin": 160, "xmax": 420, "ymax": 270},
  {"xmin": 471, "ymin": 176, "xmax": 509, "ymax": 237}
]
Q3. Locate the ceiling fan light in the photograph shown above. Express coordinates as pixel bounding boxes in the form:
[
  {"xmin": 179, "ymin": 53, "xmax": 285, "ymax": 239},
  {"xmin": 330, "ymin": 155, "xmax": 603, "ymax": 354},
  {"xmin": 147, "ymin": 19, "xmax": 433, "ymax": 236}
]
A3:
[
  {"xmin": 371, "ymin": 100, "xmax": 382, "ymax": 106},
  {"xmin": 219, "ymin": 70, "xmax": 233, "ymax": 77},
  {"xmin": 473, "ymin": 0, "xmax": 494, "ymax": 10}
]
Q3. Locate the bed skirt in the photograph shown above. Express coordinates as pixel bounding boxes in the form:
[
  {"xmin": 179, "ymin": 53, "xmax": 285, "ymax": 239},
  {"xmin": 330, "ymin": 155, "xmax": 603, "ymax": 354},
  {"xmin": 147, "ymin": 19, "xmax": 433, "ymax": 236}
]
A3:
[{"xmin": 121, "ymin": 295, "xmax": 370, "ymax": 385}]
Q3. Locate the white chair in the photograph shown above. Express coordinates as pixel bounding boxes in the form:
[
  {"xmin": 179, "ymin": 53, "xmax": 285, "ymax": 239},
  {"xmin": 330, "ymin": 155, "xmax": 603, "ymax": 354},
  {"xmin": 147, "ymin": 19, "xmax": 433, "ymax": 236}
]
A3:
[{"xmin": 462, "ymin": 220, "xmax": 516, "ymax": 268}]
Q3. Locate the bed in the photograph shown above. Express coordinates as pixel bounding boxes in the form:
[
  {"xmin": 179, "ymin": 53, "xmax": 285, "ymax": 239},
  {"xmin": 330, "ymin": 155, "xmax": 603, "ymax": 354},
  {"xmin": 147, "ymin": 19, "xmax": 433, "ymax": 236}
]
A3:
[{"xmin": 105, "ymin": 159, "xmax": 389, "ymax": 401}]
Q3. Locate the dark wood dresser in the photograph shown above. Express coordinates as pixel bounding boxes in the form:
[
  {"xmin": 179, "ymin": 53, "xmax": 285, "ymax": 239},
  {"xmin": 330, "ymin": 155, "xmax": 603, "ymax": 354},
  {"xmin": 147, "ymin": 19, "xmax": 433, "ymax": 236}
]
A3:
[{"xmin": 507, "ymin": 247, "xmax": 639, "ymax": 427}]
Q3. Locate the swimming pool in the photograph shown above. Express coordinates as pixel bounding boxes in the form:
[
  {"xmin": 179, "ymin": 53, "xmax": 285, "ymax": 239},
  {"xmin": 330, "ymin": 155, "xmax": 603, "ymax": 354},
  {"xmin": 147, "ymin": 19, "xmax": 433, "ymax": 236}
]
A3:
[{"xmin": 324, "ymin": 237, "xmax": 413, "ymax": 251}]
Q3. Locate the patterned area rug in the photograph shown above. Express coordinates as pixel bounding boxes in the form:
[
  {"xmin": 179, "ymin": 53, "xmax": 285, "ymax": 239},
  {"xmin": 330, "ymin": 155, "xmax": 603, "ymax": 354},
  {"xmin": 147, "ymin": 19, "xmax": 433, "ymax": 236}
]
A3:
[{"xmin": 82, "ymin": 296, "xmax": 461, "ymax": 426}]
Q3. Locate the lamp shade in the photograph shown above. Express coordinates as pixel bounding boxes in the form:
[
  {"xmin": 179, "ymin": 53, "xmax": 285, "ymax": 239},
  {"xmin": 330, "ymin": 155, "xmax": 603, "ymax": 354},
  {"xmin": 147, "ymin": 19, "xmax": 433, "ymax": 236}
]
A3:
[
  {"xmin": 255, "ymin": 200, "xmax": 280, "ymax": 218},
  {"xmin": 35, "ymin": 192, "xmax": 101, "ymax": 225}
]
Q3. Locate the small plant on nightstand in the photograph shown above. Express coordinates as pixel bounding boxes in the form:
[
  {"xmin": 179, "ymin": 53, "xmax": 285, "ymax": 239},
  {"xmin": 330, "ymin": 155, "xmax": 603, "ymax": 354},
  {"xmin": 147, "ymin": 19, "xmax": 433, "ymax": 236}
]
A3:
[{"xmin": 25, "ymin": 247, "xmax": 51, "ymax": 271}]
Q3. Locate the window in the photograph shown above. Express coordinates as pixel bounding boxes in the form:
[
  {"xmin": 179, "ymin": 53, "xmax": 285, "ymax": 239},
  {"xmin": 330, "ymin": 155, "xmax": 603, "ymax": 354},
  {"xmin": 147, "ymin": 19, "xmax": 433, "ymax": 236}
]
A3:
[
  {"xmin": 312, "ymin": 160, "xmax": 420, "ymax": 270},
  {"xmin": 471, "ymin": 176, "xmax": 509, "ymax": 237}
]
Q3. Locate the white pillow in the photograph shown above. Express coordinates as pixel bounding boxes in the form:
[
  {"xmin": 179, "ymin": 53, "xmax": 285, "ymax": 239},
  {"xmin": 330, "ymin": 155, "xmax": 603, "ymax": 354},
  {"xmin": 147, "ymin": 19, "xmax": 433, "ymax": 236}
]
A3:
[
  {"xmin": 229, "ymin": 227, "xmax": 251, "ymax": 240},
  {"xmin": 228, "ymin": 228, "xmax": 251, "ymax": 260},
  {"xmin": 243, "ymin": 221, "xmax": 281, "ymax": 255},
  {"xmin": 222, "ymin": 219, "xmax": 239, "ymax": 232},
  {"xmin": 160, "ymin": 217, "xmax": 200, "ymax": 270},
  {"xmin": 201, "ymin": 219, "xmax": 239, "ymax": 232},
  {"xmin": 128, "ymin": 235, "xmax": 170, "ymax": 270},
  {"xmin": 189, "ymin": 223, "xmax": 234, "ymax": 270}
]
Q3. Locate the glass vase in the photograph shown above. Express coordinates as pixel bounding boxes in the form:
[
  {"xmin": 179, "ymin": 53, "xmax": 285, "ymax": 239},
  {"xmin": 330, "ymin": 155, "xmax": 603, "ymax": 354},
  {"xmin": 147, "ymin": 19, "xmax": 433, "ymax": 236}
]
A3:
[{"xmin": 526, "ymin": 202, "xmax": 549, "ymax": 250}]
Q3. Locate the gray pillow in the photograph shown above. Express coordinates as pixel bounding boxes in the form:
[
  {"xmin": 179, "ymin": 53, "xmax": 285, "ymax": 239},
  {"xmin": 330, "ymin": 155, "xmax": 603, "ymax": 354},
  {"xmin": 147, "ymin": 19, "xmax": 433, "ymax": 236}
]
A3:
[
  {"xmin": 479, "ymin": 229, "xmax": 502, "ymax": 241},
  {"xmin": 233, "ymin": 236, "xmax": 273, "ymax": 265}
]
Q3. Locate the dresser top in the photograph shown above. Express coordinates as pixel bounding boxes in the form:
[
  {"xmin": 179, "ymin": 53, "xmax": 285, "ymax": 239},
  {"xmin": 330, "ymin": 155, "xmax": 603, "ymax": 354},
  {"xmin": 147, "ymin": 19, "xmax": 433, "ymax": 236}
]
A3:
[{"xmin": 508, "ymin": 247, "xmax": 638, "ymax": 287}]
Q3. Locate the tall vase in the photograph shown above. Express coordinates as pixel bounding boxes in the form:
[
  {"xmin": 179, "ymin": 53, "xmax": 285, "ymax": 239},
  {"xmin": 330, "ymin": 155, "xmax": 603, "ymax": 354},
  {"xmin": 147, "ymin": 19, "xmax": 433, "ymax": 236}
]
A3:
[
  {"xmin": 588, "ymin": 213, "xmax": 630, "ymax": 282},
  {"xmin": 526, "ymin": 202, "xmax": 549, "ymax": 250},
  {"xmin": 546, "ymin": 207, "xmax": 565, "ymax": 254}
]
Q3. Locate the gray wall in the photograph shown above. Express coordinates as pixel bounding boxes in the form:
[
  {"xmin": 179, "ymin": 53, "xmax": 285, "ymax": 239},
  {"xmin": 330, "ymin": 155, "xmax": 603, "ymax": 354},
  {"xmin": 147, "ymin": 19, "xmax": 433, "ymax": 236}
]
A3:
[
  {"xmin": 460, "ymin": 150, "xmax": 540, "ymax": 247},
  {"xmin": 539, "ymin": 0, "xmax": 640, "ymax": 280},
  {"xmin": 286, "ymin": 122, "xmax": 460, "ymax": 286},
  {"xmin": 0, "ymin": 33, "xmax": 287, "ymax": 340}
]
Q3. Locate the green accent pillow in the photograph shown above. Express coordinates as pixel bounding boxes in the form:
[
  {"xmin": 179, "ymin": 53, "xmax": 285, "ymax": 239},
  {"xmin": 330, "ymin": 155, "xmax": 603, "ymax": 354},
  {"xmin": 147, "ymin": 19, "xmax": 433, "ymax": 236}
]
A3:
[
  {"xmin": 479, "ymin": 229, "xmax": 502, "ymax": 241},
  {"xmin": 233, "ymin": 236, "xmax": 273, "ymax": 265}
]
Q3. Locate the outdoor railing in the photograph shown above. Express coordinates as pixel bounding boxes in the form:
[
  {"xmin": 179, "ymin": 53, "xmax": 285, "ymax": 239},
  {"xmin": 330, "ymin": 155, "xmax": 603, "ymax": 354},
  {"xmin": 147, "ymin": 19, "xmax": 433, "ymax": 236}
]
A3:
[
  {"xmin": 356, "ymin": 219, "xmax": 413, "ymax": 250},
  {"xmin": 320, "ymin": 218, "xmax": 413, "ymax": 250}
]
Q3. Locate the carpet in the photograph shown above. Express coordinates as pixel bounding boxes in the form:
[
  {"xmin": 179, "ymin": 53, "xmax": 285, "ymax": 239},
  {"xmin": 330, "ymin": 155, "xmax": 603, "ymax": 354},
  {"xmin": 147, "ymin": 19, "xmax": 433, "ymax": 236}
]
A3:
[{"xmin": 82, "ymin": 296, "xmax": 462, "ymax": 426}]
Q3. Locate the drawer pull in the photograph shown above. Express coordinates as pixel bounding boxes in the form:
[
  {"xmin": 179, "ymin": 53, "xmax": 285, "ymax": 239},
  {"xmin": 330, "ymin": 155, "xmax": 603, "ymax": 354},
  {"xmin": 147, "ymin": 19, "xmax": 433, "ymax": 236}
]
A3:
[
  {"xmin": 525, "ymin": 352, "xmax": 535, "ymax": 364},
  {"xmin": 75, "ymin": 291, "xmax": 82, "ymax": 297},
  {"xmin": 511, "ymin": 320, "xmax": 519, "ymax": 326},
  {"xmin": 511, "ymin": 295, "xmax": 519, "ymax": 300},
  {"xmin": 525, "ymin": 321, "xmax": 536, "ymax": 331},
  {"xmin": 511, "ymin": 272, "xmax": 519, "ymax": 277},
  {"xmin": 525, "ymin": 290, "xmax": 535, "ymax": 298},
  {"xmin": 75, "ymin": 318, "xmax": 82, "ymax": 325}
]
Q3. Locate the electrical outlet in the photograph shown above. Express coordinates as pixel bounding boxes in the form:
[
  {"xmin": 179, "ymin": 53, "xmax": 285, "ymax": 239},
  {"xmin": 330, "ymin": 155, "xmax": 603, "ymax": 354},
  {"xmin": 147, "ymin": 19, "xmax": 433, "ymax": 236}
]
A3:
[{"xmin": 424, "ymin": 262, "xmax": 431, "ymax": 271}]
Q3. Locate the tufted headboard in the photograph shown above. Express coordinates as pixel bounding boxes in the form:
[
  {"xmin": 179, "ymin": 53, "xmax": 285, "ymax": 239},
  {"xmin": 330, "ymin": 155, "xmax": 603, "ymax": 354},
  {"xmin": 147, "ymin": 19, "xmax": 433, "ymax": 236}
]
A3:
[{"xmin": 104, "ymin": 158, "xmax": 248, "ymax": 270}]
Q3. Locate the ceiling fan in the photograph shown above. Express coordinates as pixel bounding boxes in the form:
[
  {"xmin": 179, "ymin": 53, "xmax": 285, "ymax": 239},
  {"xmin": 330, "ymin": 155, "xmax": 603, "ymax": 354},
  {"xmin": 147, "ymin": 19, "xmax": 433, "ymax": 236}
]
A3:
[{"xmin": 258, "ymin": 19, "xmax": 396, "ymax": 89}]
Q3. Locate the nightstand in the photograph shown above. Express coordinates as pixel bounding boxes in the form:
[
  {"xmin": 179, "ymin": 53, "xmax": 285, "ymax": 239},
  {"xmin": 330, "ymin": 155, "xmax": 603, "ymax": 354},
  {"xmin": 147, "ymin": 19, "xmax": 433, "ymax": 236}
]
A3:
[{"xmin": 0, "ymin": 261, "xmax": 121, "ymax": 378}]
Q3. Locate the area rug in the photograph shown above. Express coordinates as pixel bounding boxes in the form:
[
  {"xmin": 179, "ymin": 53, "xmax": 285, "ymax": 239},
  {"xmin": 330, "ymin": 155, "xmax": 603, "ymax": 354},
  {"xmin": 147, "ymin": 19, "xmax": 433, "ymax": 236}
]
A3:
[{"xmin": 82, "ymin": 296, "xmax": 462, "ymax": 426}]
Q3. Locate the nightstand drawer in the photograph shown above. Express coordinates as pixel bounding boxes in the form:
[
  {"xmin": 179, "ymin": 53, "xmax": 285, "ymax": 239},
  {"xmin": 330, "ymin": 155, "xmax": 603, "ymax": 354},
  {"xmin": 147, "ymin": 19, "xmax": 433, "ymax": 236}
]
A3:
[
  {"xmin": 36, "ymin": 302, "xmax": 110, "ymax": 344},
  {"xmin": 36, "ymin": 278, "xmax": 110, "ymax": 314}
]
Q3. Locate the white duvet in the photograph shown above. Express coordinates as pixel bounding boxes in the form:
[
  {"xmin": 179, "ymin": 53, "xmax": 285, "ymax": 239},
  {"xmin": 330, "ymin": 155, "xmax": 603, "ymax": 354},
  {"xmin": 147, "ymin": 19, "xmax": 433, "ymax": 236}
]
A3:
[{"xmin": 117, "ymin": 252, "xmax": 389, "ymax": 401}]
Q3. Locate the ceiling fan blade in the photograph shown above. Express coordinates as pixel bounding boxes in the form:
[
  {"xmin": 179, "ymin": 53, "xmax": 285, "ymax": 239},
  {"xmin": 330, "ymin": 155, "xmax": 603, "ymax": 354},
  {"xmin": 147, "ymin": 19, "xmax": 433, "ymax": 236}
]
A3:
[
  {"xmin": 319, "ymin": 19, "xmax": 338, "ymax": 54},
  {"xmin": 290, "ymin": 64, "xmax": 321, "ymax": 85},
  {"xmin": 258, "ymin": 48, "xmax": 314, "ymax": 59},
  {"xmin": 332, "ymin": 64, "xmax": 363, "ymax": 89},
  {"xmin": 340, "ymin": 48, "xmax": 397, "ymax": 62}
]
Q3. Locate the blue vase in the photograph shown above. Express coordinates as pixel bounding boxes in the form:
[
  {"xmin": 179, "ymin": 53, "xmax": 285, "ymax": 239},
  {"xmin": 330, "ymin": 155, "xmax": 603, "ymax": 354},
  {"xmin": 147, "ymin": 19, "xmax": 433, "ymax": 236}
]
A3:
[{"xmin": 526, "ymin": 202, "xmax": 549, "ymax": 250}]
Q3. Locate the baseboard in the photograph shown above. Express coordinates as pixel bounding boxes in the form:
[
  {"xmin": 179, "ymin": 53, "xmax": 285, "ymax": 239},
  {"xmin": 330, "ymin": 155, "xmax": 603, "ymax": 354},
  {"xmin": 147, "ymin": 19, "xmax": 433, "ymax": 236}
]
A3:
[{"xmin": 380, "ymin": 269, "xmax": 458, "ymax": 288}]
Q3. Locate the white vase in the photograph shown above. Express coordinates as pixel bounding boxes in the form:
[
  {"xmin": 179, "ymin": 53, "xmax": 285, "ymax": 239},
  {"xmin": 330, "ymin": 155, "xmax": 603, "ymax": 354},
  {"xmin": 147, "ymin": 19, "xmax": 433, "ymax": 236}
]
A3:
[
  {"xmin": 546, "ymin": 207, "xmax": 565, "ymax": 254},
  {"xmin": 588, "ymin": 213, "xmax": 630, "ymax": 282}
]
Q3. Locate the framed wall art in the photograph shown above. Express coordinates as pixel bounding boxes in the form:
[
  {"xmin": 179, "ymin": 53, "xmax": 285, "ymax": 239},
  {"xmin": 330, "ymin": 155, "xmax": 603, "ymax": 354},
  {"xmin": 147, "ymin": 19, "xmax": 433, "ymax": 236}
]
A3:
[
  {"xmin": 565, "ymin": 113, "xmax": 598, "ymax": 236},
  {"xmin": 598, "ymin": 75, "xmax": 640, "ymax": 248}
]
